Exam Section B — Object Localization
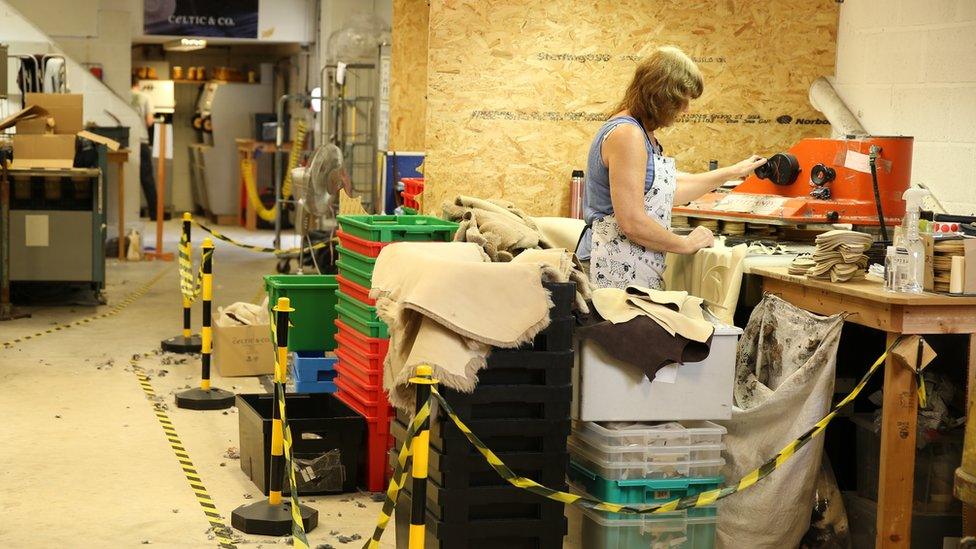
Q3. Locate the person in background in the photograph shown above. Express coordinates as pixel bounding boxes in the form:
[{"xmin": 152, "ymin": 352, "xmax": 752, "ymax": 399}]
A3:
[
  {"xmin": 130, "ymin": 75, "xmax": 157, "ymax": 221},
  {"xmin": 577, "ymin": 45, "xmax": 767, "ymax": 291}
]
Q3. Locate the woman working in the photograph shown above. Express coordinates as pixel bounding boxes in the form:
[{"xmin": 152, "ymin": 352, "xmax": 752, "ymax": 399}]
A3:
[{"xmin": 579, "ymin": 45, "xmax": 766, "ymax": 290}]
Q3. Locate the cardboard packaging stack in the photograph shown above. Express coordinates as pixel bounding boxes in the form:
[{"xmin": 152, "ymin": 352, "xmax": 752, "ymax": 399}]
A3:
[{"xmin": 0, "ymin": 93, "xmax": 118, "ymax": 169}]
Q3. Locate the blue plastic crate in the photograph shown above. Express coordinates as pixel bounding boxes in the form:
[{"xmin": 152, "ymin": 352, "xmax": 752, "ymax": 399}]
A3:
[
  {"xmin": 569, "ymin": 461, "xmax": 721, "ymax": 519},
  {"xmin": 292, "ymin": 379, "xmax": 338, "ymax": 394},
  {"xmin": 290, "ymin": 352, "xmax": 338, "ymax": 383}
]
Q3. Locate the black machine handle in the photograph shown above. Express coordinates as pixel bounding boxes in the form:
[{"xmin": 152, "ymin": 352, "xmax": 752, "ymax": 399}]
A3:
[{"xmin": 868, "ymin": 146, "xmax": 889, "ymax": 245}]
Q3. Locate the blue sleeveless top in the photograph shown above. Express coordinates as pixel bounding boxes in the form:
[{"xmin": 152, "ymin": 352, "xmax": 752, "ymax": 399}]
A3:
[{"xmin": 577, "ymin": 115, "xmax": 661, "ymax": 260}]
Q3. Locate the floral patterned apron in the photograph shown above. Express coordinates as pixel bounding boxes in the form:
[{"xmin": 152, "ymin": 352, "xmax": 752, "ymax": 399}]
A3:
[{"xmin": 590, "ymin": 152, "xmax": 677, "ymax": 290}]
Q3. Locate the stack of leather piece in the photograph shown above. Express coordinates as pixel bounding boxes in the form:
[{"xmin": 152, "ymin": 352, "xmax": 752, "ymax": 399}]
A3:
[{"xmin": 804, "ymin": 230, "xmax": 873, "ymax": 282}]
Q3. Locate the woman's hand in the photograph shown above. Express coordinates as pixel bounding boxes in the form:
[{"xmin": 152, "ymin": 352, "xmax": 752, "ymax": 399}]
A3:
[
  {"xmin": 679, "ymin": 225, "xmax": 714, "ymax": 254},
  {"xmin": 726, "ymin": 155, "xmax": 767, "ymax": 180}
]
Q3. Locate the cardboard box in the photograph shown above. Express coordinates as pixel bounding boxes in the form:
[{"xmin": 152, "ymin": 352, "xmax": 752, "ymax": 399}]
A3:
[
  {"xmin": 213, "ymin": 314, "xmax": 274, "ymax": 377},
  {"xmin": 18, "ymin": 93, "xmax": 83, "ymax": 134},
  {"xmin": 10, "ymin": 134, "xmax": 77, "ymax": 169}
]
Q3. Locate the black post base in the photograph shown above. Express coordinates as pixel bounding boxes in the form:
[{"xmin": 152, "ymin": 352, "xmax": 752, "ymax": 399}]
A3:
[
  {"xmin": 231, "ymin": 500, "xmax": 318, "ymax": 536},
  {"xmin": 175, "ymin": 387, "xmax": 235, "ymax": 410},
  {"xmin": 161, "ymin": 334, "xmax": 202, "ymax": 354}
]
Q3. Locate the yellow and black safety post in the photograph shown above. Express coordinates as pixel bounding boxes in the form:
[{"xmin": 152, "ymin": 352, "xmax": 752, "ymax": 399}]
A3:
[
  {"xmin": 232, "ymin": 297, "xmax": 318, "ymax": 535},
  {"xmin": 161, "ymin": 213, "xmax": 202, "ymax": 354},
  {"xmin": 408, "ymin": 365, "xmax": 436, "ymax": 549},
  {"xmin": 175, "ymin": 238, "xmax": 235, "ymax": 410}
]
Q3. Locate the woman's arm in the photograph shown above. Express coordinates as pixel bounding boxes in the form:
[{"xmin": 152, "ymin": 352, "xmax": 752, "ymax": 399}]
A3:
[
  {"xmin": 604, "ymin": 125, "xmax": 712, "ymax": 254},
  {"xmin": 673, "ymin": 155, "xmax": 767, "ymax": 205}
]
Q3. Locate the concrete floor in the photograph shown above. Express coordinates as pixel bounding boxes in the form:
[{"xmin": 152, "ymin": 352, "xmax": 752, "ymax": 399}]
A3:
[{"xmin": 1, "ymin": 221, "xmax": 583, "ymax": 548}]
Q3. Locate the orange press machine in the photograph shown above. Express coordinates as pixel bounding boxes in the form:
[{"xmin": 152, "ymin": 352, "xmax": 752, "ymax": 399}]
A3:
[{"xmin": 674, "ymin": 136, "xmax": 914, "ymax": 241}]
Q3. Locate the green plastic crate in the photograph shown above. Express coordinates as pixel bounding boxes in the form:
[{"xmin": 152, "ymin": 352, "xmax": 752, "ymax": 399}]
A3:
[
  {"xmin": 400, "ymin": 206, "xmax": 418, "ymax": 215},
  {"xmin": 569, "ymin": 461, "xmax": 720, "ymax": 519},
  {"xmin": 335, "ymin": 301, "xmax": 389, "ymax": 339},
  {"xmin": 337, "ymin": 215, "xmax": 457, "ymax": 243},
  {"xmin": 264, "ymin": 274, "xmax": 338, "ymax": 352},
  {"xmin": 336, "ymin": 291, "xmax": 381, "ymax": 324},
  {"xmin": 336, "ymin": 245, "xmax": 377, "ymax": 278},
  {"xmin": 336, "ymin": 258, "xmax": 373, "ymax": 289}
]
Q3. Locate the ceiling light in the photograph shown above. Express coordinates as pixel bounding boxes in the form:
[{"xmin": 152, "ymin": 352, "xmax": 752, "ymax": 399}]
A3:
[{"xmin": 164, "ymin": 38, "xmax": 207, "ymax": 52}]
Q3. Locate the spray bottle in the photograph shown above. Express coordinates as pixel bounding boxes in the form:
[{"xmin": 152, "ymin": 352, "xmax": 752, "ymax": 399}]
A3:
[{"xmin": 899, "ymin": 186, "xmax": 930, "ymax": 293}]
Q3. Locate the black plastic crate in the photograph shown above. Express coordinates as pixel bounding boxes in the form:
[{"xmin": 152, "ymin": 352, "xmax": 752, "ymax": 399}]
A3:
[
  {"xmin": 523, "ymin": 316, "xmax": 573, "ymax": 352},
  {"xmin": 237, "ymin": 393, "xmax": 365, "ymax": 495},
  {"xmin": 479, "ymin": 349, "xmax": 573, "ymax": 386},
  {"xmin": 543, "ymin": 281, "xmax": 575, "ymax": 318},
  {"xmin": 395, "ymin": 490, "xmax": 567, "ymax": 549},
  {"xmin": 439, "ymin": 384, "xmax": 572, "ymax": 421},
  {"xmin": 403, "ymin": 478, "xmax": 567, "ymax": 523},
  {"xmin": 394, "ymin": 416, "xmax": 571, "ymax": 455},
  {"xmin": 387, "ymin": 441, "xmax": 569, "ymax": 489}
]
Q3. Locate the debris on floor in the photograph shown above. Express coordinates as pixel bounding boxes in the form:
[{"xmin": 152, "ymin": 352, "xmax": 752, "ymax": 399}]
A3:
[{"xmin": 223, "ymin": 447, "xmax": 240, "ymax": 459}]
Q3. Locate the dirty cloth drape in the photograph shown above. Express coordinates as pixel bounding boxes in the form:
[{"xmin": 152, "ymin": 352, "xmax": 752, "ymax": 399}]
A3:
[
  {"xmin": 716, "ymin": 294, "xmax": 844, "ymax": 549},
  {"xmin": 370, "ymin": 242, "xmax": 553, "ymax": 410}
]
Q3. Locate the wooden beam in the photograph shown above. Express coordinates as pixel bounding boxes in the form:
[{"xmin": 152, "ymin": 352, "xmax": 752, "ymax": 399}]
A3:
[
  {"xmin": 761, "ymin": 277, "xmax": 898, "ymax": 332},
  {"xmin": 877, "ymin": 331, "xmax": 918, "ymax": 548}
]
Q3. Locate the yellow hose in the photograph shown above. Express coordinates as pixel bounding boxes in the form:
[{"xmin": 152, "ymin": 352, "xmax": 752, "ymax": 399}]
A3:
[{"xmin": 239, "ymin": 120, "xmax": 307, "ymax": 222}]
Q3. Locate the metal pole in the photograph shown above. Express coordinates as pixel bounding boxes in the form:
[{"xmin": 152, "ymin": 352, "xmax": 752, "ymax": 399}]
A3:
[
  {"xmin": 0, "ymin": 162, "xmax": 28, "ymax": 320},
  {"xmin": 199, "ymin": 238, "xmax": 214, "ymax": 390},
  {"xmin": 408, "ymin": 364, "xmax": 434, "ymax": 549}
]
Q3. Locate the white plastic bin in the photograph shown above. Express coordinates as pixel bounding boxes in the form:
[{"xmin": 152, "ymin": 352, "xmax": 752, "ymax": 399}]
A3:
[{"xmin": 573, "ymin": 322, "xmax": 742, "ymax": 421}]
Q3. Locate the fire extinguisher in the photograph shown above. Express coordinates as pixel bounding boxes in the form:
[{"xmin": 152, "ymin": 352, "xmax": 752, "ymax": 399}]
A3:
[{"xmin": 570, "ymin": 169, "xmax": 585, "ymax": 219}]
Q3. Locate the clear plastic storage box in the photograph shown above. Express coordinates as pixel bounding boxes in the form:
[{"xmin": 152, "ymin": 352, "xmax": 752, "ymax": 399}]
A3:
[
  {"xmin": 568, "ymin": 421, "xmax": 726, "ymax": 480},
  {"xmin": 581, "ymin": 506, "xmax": 718, "ymax": 549}
]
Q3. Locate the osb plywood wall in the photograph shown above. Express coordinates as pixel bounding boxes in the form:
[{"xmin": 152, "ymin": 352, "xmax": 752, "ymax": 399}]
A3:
[
  {"xmin": 389, "ymin": 0, "xmax": 429, "ymax": 151},
  {"xmin": 421, "ymin": 0, "xmax": 839, "ymax": 216}
]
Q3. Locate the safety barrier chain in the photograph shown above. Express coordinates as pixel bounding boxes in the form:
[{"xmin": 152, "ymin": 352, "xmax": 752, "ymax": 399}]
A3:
[
  {"xmin": 241, "ymin": 120, "xmax": 307, "ymax": 223},
  {"xmin": 1, "ymin": 267, "xmax": 171, "ymax": 350},
  {"xmin": 192, "ymin": 220, "xmax": 329, "ymax": 256},
  {"xmin": 364, "ymin": 338, "xmax": 927, "ymax": 547}
]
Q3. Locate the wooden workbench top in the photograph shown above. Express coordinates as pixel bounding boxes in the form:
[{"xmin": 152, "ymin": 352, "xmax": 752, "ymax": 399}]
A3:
[{"xmin": 751, "ymin": 265, "xmax": 976, "ymax": 306}]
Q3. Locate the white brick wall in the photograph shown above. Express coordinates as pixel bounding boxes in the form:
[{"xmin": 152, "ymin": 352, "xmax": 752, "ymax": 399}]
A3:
[{"xmin": 834, "ymin": 0, "xmax": 976, "ymax": 214}]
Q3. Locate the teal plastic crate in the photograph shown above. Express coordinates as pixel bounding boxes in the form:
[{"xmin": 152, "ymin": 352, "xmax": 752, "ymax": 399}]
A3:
[
  {"xmin": 570, "ymin": 461, "xmax": 720, "ymax": 519},
  {"xmin": 336, "ymin": 245, "xmax": 377, "ymax": 279},
  {"xmin": 264, "ymin": 274, "xmax": 338, "ymax": 352},
  {"xmin": 335, "ymin": 301, "xmax": 389, "ymax": 339},
  {"xmin": 337, "ymin": 215, "xmax": 457, "ymax": 243},
  {"xmin": 336, "ymin": 258, "xmax": 373, "ymax": 289},
  {"xmin": 336, "ymin": 290, "xmax": 381, "ymax": 324}
]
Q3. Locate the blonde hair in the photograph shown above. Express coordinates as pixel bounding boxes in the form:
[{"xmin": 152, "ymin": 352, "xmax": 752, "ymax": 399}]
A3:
[{"xmin": 613, "ymin": 46, "xmax": 703, "ymax": 130}]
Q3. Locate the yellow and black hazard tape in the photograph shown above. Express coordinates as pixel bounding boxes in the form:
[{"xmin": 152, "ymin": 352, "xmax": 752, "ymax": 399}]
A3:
[
  {"xmin": 277, "ymin": 376, "xmax": 310, "ymax": 548},
  {"xmin": 1, "ymin": 267, "xmax": 171, "ymax": 350},
  {"xmin": 130, "ymin": 359, "xmax": 238, "ymax": 549},
  {"xmin": 178, "ymin": 232, "xmax": 210, "ymax": 304},
  {"xmin": 429, "ymin": 341, "xmax": 904, "ymax": 515},
  {"xmin": 362, "ymin": 400, "xmax": 431, "ymax": 549},
  {"xmin": 192, "ymin": 220, "xmax": 330, "ymax": 257},
  {"xmin": 365, "ymin": 340, "xmax": 915, "ymax": 546}
]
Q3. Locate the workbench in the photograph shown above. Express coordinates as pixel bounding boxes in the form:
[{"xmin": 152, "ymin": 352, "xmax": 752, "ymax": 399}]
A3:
[
  {"xmin": 235, "ymin": 139, "xmax": 292, "ymax": 231},
  {"xmin": 752, "ymin": 266, "xmax": 976, "ymax": 548}
]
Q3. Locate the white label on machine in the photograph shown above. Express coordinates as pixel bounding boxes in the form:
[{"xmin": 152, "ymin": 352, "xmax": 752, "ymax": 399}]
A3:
[
  {"xmin": 713, "ymin": 194, "xmax": 788, "ymax": 214},
  {"xmin": 24, "ymin": 215, "xmax": 49, "ymax": 247},
  {"xmin": 843, "ymin": 150, "xmax": 871, "ymax": 174}
]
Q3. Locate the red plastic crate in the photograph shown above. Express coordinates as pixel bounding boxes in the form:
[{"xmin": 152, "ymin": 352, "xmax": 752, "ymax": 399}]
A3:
[
  {"xmin": 401, "ymin": 177, "xmax": 424, "ymax": 195},
  {"xmin": 336, "ymin": 275, "xmax": 376, "ymax": 306},
  {"xmin": 335, "ymin": 375, "xmax": 392, "ymax": 421},
  {"xmin": 335, "ymin": 341, "xmax": 384, "ymax": 372},
  {"xmin": 335, "ymin": 378, "xmax": 394, "ymax": 491},
  {"xmin": 402, "ymin": 191, "xmax": 420, "ymax": 210},
  {"xmin": 336, "ymin": 230, "xmax": 392, "ymax": 258},
  {"xmin": 335, "ymin": 319, "xmax": 390, "ymax": 356},
  {"xmin": 337, "ymin": 358, "xmax": 383, "ymax": 388}
]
